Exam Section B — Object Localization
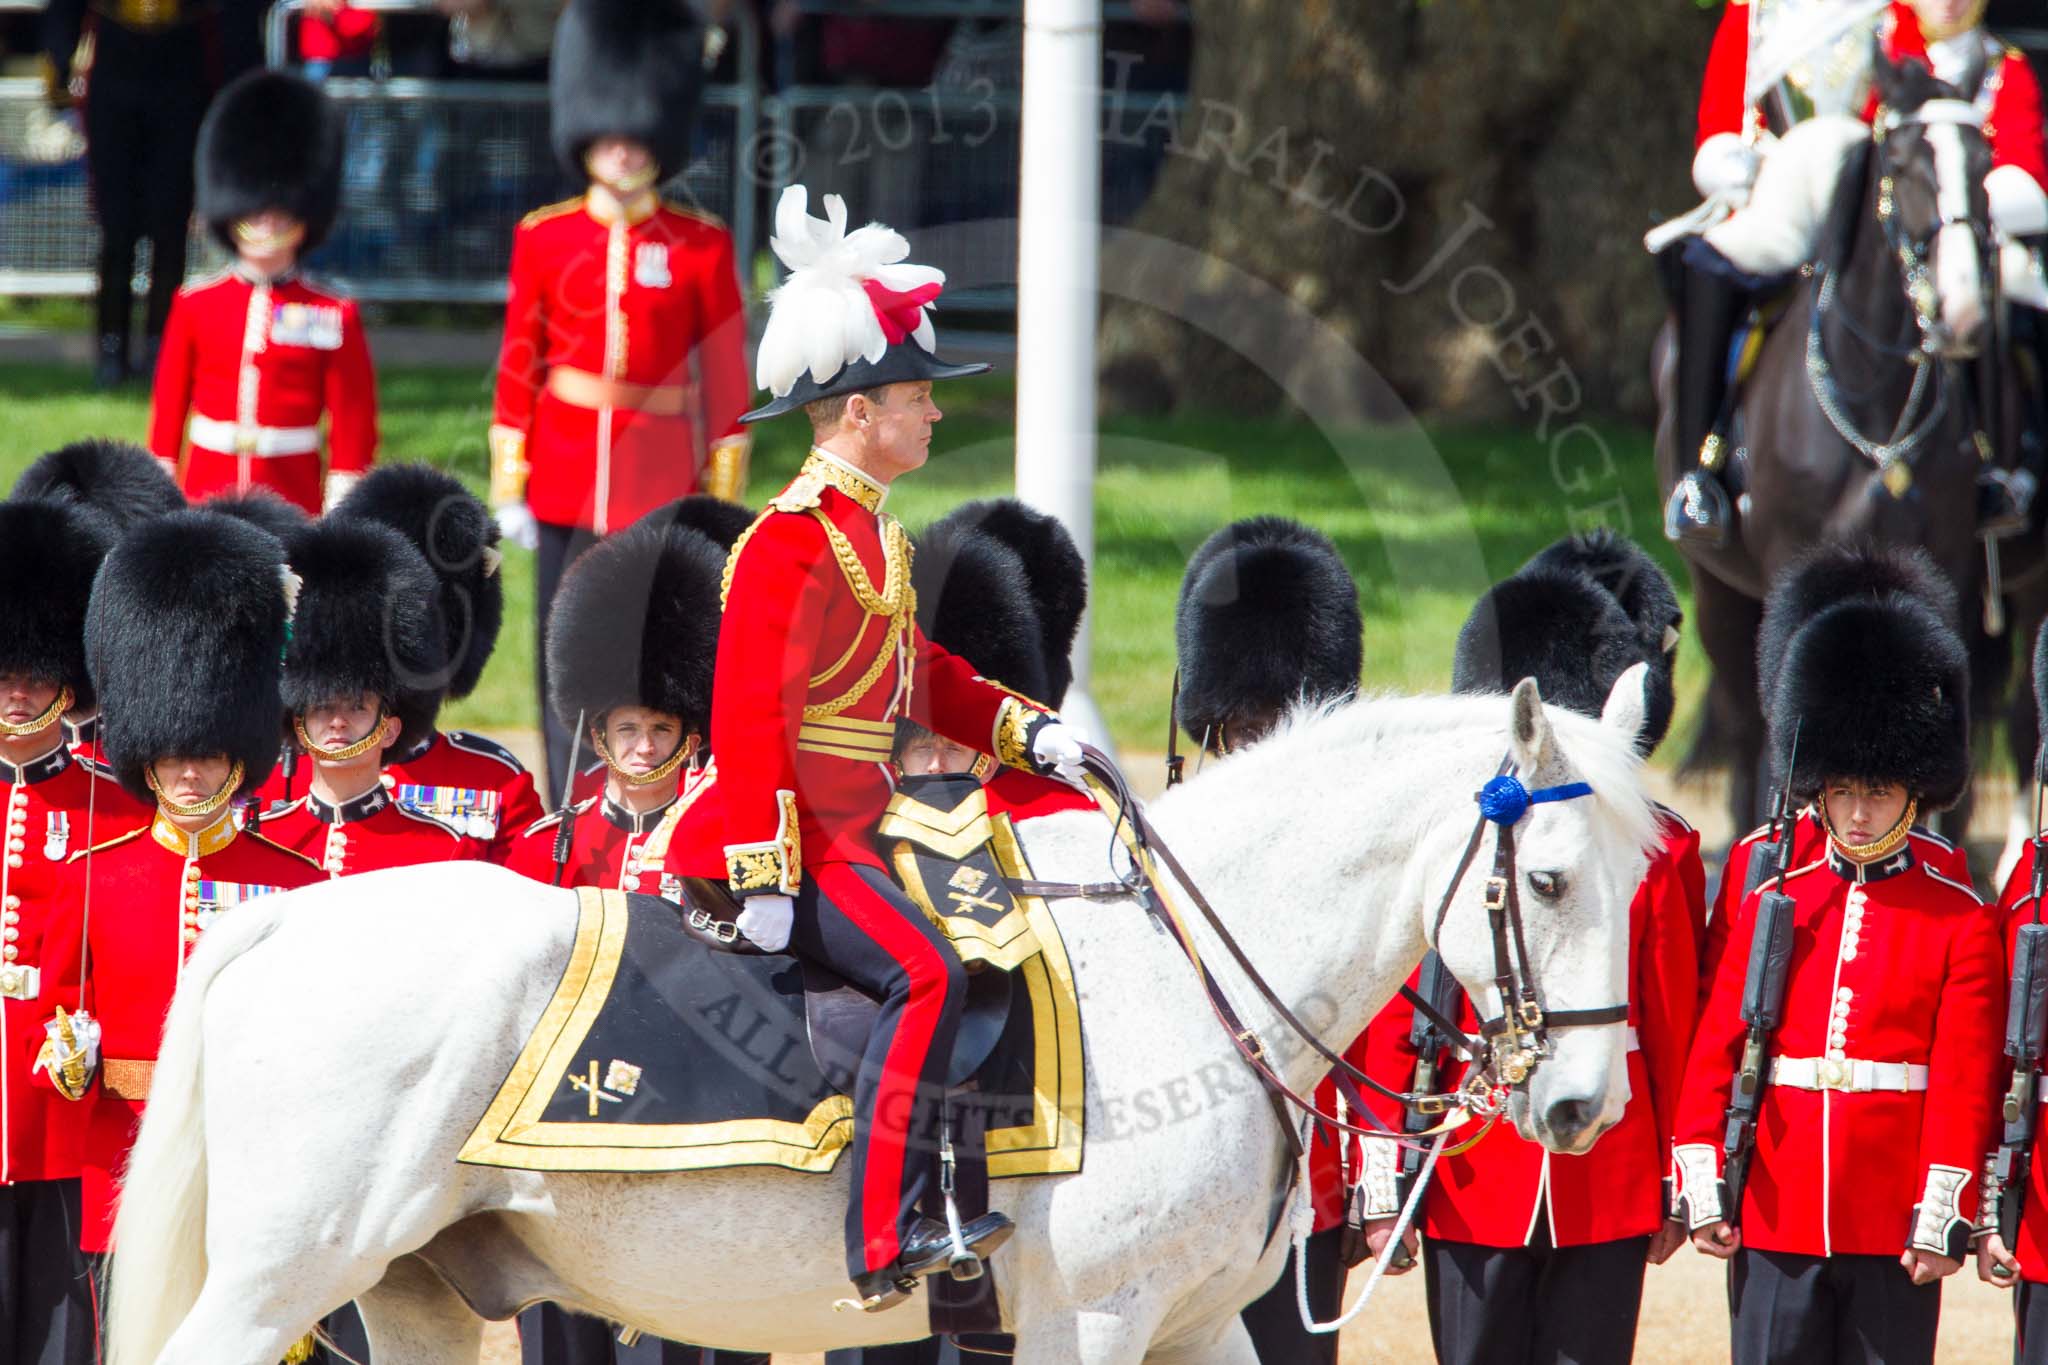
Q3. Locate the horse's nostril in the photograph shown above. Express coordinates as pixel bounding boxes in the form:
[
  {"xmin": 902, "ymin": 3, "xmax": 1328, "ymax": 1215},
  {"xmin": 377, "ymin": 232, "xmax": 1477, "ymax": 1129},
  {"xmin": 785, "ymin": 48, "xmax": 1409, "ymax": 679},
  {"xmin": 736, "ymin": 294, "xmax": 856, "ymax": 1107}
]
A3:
[{"xmin": 1544, "ymin": 1097, "xmax": 1597, "ymax": 1139}]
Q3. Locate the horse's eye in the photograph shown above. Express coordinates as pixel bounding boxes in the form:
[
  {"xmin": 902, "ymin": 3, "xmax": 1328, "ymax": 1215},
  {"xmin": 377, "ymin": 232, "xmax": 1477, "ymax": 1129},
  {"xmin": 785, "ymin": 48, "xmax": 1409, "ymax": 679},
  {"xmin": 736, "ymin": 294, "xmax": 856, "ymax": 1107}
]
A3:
[{"xmin": 1528, "ymin": 871, "xmax": 1564, "ymax": 901}]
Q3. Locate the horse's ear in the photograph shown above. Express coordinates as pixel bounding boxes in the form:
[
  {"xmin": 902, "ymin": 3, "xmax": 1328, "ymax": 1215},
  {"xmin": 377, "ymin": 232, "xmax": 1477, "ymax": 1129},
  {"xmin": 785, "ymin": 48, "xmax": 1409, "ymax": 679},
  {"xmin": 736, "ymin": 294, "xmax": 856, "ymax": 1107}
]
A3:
[
  {"xmin": 1870, "ymin": 34, "xmax": 1901, "ymax": 107},
  {"xmin": 1509, "ymin": 676, "xmax": 1552, "ymax": 771},
  {"xmin": 1600, "ymin": 662, "xmax": 1651, "ymax": 748}
]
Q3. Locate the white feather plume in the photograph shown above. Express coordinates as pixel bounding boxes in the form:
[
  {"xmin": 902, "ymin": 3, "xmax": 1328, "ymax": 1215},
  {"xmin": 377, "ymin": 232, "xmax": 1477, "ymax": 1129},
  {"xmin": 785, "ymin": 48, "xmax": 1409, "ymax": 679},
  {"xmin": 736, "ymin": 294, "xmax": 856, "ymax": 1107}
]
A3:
[{"xmin": 754, "ymin": 185, "xmax": 947, "ymax": 398}]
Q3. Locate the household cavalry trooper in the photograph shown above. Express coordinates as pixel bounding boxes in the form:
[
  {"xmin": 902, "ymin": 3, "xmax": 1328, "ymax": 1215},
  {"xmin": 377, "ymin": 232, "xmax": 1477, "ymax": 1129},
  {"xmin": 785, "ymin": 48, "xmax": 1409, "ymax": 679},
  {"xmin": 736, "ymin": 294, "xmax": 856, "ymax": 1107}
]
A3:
[
  {"xmin": 502, "ymin": 497, "xmax": 758, "ymax": 1365},
  {"xmin": 1672, "ymin": 544, "xmax": 2002, "ymax": 1365},
  {"xmin": 261, "ymin": 517, "xmax": 481, "ymax": 876},
  {"xmin": 8, "ymin": 439, "xmax": 185, "ymax": 766},
  {"xmin": 1161, "ymin": 517, "xmax": 1363, "ymax": 1365},
  {"xmin": 147, "ymin": 69, "xmax": 378, "ymax": 517},
  {"xmin": 33, "ymin": 509, "xmax": 322, "ymax": 1267},
  {"xmin": 1355, "ymin": 531, "xmax": 1704, "ymax": 1365},
  {"xmin": 489, "ymin": 0, "xmax": 753, "ymax": 796},
  {"xmin": 665, "ymin": 183, "xmax": 1088, "ymax": 1311},
  {"xmin": 328, "ymin": 465, "xmax": 544, "ymax": 863},
  {"xmin": 0, "ymin": 486, "xmax": 151, "ymax": 1365}
]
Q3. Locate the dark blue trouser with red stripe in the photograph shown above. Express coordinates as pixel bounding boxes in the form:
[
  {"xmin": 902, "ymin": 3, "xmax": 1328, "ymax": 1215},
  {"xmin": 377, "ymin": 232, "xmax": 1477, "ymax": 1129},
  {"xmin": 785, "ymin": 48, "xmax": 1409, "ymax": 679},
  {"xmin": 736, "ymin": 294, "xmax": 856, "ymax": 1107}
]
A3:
[{"xmin": 794, "ymin": 862, "xmax": 968, "ymax": 1282}]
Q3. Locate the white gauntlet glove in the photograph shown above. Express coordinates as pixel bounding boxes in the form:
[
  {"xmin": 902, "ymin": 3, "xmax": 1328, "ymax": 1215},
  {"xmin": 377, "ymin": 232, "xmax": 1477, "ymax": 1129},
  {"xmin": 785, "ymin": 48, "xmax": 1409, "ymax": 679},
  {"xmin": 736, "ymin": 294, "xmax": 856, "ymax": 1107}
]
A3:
[
  {"xmin": 1692, "ymin": 132, "xmax": 1761, "ymax": 202},
  {"xmin": 493, "ymin": 503, "xmax": 541, "ymax": 552},
  {"xmin": 736, "ymin": 894, "xmax": 794, "ymax": 953},
  {"xmin": 1030, "ymin": 721, "xmax": 1086, "ymax": 783}
]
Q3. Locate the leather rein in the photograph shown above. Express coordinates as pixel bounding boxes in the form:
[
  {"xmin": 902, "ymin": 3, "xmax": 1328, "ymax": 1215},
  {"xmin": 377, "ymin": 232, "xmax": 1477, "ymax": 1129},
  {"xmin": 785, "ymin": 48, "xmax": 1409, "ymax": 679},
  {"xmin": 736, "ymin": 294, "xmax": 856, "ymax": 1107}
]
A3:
[{"xmin": 1028, "ymin": 745, "xmax": 1629, "ymax": 1158}]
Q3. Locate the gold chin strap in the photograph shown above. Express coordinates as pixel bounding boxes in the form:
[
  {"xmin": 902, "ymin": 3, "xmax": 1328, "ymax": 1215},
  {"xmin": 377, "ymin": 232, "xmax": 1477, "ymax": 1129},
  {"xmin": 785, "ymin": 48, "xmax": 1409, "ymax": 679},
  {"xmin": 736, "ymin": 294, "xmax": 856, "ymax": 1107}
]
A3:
[
  {"xmin": 1821, "ymin": 796, "xmax": 1920, "ymax": 863},
  {"xmin": 233, "ymin": 219, "xmax": 306, "ymax": 254},
  {"xmin": 293, "ymin": 714, "xmax": 393, "ymax": 764},
  {"xmin": 0, "ymin": 686, "xmax": 75, "ymax": 739},
  {"xmin": 145, "ymin": 760, "xmax": 246, "ymax": 819},
  {"xmin": 594, "ymin": 732, "xmax": 692, "ymax": 788}
]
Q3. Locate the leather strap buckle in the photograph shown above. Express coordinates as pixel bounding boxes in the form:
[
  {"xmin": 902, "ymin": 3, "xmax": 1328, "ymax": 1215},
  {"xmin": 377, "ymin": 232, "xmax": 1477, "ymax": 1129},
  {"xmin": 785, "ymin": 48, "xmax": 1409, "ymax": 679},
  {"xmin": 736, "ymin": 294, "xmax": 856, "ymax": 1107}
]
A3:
[
  {"xmin": 1483, "ymin": 875, "xmax": 1509, "ymax": 911},
  {"xmin": 1519, "ymin": 1000, "xmax": 1544, "ymax": 1030}
]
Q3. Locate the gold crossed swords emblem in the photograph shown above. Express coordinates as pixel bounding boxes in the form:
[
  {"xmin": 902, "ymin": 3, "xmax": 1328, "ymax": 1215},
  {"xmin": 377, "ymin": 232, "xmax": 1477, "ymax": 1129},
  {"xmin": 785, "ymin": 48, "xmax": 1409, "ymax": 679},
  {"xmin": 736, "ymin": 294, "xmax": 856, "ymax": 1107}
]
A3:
[
  {"xmin": 566, "ymin": 1059, "xmax": 644, "ymax": 1117},
  {"xmin": 946, "ymin": 864, "xmax": 1006, "ymax": 916}
]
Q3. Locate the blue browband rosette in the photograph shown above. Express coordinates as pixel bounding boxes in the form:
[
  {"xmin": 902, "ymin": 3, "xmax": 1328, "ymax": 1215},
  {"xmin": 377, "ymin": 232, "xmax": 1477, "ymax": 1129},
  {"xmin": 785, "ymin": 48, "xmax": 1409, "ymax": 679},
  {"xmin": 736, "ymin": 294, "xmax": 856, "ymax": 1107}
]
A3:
[{"xmin": 1475, "ymin": 774, "xmax": 1594, "ymax": 826}]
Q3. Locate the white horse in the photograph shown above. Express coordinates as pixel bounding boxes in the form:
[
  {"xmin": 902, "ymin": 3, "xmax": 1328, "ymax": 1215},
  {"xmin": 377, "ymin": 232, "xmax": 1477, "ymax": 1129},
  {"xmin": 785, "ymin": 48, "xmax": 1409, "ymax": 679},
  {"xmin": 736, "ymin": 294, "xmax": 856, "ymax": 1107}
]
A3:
[{"xmin": 105, "ymin": 674, "xmax": 1659, "ymax": 1365}]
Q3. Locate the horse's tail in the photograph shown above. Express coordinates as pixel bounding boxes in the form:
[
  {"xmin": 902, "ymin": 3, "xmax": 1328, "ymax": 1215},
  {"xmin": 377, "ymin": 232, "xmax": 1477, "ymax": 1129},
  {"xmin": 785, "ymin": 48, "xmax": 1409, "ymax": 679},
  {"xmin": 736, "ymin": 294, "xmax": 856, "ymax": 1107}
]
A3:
[{"xmin": 105, "ymin": 904, "xmax": 290, "ymax": 1365}]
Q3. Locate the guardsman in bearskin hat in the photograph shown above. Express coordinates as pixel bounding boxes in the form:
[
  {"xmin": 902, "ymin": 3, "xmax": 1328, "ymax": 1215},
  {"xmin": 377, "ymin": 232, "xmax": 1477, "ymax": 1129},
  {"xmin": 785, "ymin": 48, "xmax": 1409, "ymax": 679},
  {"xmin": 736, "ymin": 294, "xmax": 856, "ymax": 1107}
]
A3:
[
  {"xmin": 505, "ymin": 499, "xmax": 739, "ymax": 904},
  {"xmin": 0, "ymin": 488, "xmax": 150, "ymax": 1365},
  {"xmin": 490, "ymin": 0, "xmax": 752, "ymax": 794},
  {"xmin": 261, "ymin": 519, "xmax": 481, "ymax": 875},
  {"xmin": 664, "ymin": 184, "xmax": 1086, "ymax": 1309},
  {"xmin": 148, "ymin": 68, "xmax": 377, "ymax": 517},
  {"xmin": 10, "ymin": 439, "xmax": 186, "ymax": 764},
  {"xmin": 1165, "ymin": 518, "xmax": 1367, "ymax": 1362},
  {"xmin": 1353, "ymin": 531, "xmax": 1704, "ymax": 1365},
  {"xmin": 329, "ymin": 466, "xmax": 544, "ymax": 862},
  {"xmin": 34, "ymin": 509, "xmax": 321, "ymax": 1260},
  {"xmin": 1672, "ymin": 545, "xmax": 2001, "ymax": 1365}
]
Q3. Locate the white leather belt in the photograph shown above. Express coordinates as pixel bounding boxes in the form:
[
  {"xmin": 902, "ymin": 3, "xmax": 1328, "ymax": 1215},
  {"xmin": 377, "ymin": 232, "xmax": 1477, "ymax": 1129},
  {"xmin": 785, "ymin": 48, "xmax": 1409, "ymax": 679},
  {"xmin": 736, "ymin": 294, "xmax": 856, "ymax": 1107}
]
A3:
[
  {"xmin": 1772, "ymin": 1055, "xmax": 1928, "ymax": 1093},
  {"xmin": 0, "ymin": 963, "xmax": 39, "ymax": 1001},
  {"xmin": 187, "ymin": 416, "xmax": 322, "ymax": 457}
]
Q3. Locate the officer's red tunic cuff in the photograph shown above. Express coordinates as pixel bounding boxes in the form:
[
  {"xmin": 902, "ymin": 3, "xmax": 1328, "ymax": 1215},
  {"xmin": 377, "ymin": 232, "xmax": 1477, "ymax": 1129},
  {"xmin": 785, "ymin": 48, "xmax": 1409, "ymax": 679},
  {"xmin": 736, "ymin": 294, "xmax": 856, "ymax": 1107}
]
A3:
[{"xmin": 725, "ymin": 789, "xmax": 801, "ymax": 896}]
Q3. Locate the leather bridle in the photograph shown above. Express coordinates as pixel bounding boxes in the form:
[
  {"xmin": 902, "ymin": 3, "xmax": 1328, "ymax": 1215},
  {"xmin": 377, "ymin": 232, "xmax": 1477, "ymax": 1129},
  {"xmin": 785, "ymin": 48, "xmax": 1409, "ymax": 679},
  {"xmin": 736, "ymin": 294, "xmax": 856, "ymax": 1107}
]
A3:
[{"xmin": 1037, "ymin": 745, "xmax": 1632, "ymax": 1157}]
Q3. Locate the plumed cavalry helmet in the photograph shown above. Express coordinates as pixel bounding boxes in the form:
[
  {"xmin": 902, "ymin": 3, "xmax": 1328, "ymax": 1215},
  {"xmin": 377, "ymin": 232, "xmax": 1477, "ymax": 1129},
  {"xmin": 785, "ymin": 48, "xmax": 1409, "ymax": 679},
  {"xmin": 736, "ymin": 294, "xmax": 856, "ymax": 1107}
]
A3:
[
  {"xmin": 85, "ymin": 510, "xmax": 296, "ymax": 805},
  {"xmin": 280, "ymin": 520, "xmax": 451, "ymax": 754},
  {"xmin": 550, "ymin": 0, "xmax": 707, "ymax": 184},
  {"xmin": 1455, "ymin": 530, "xmax": 1683, "ymax": 757},
  {"xmin": 332, "ymin": 466, "xmax": 505, "ymax": 703},
  {"xmin": 912, "ymin": 499, "xmax": 1088, "ymax": 709},
  {"xmin": 196, "ymin": 69, "xmax": 346, "ymax": 254},
  {"xmin": 547, "ymin": 496, "xmax": 745, "ymax": 744},
  {"xmin": 11, "ymin": 438, "xmax": 182, "ymax": 531},
  {"xmin": 1175, "ymin": 517, "xmax": 1361, "ymax": 751},
  {"xmin": 1761, "ymin": 544, "xmax": 1970, "ymax": 811},
  {"xmin": 741, "ymin": 186, "xmax": 990, "ymax": 422},
  {"xmin": 0, "ymin": 496, "xmax": 116, "ymax": 716}
]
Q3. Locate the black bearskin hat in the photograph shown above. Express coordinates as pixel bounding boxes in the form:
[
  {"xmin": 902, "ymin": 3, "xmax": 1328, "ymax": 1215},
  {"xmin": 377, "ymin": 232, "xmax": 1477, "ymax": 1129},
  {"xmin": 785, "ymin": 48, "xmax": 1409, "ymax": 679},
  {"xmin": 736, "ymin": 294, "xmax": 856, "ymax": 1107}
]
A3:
[
  {"xmin": 640, "ymin": 493, "xmax": 758, "ymax": 555},
  {"xmin": 550, "ymin": 0, "xmax": 706, "ymax": 183},
  {"xmin": 1756, "ymin": 542, "xmax": 1956, "ymax": 700},
  {"xmin": 1176, "ymin": 517, "xmax": 1362, "ymax": 744},
  {"xmin": 1460, "ymin": 532, "xmax": 1683, "ymax": 756},
  {"xmin": 202, "ymin": 488, "xmax": 312, "ymax": 546},
  {"xmin": 546, "ymin": 514, "xmax": 726, "ymax": 737},
  {"xmin": 281, "ymin": 520, "xmax": 450, "ymax": 753},
  {"xmin": 0, "ymin": 499, "xmax": 116, "ymax": 711},
  {"xmin": 332, "ymin": 466, "xmax": 504, "ymax": 702},
  {"xmin": 197, "ymin": 69, "xmax": 346, "ymax": 254},
  {"xmin": 11, "ymin": 439, "xmax": 182, "ymax": 530},
  {"xmin": 1762, "ymin": 545, "xmax": 1970, "ymax": 810},
  {"xmin": 922, "ymin": 499, "xmax": 1087, "ymax": 708},
  {"xmin": 86, "ymin": 510, "xmax": 294, "ymax": 804},
  {"xmin": 913, "ymin": 524, "xmax": 1053, "ymax": 705}
]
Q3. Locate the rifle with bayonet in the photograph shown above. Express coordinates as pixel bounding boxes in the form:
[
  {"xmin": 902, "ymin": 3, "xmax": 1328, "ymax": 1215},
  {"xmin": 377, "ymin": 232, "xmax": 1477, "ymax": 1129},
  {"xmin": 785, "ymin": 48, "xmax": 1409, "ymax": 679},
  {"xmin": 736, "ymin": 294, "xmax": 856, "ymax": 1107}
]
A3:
[
  {"xmin": 1995, "ymin": 760, "xmax": 2048, "ymax": 1253},
  {"xmin": 1723, "ymin": 723, "xmax": 1800, "ymax": 1230}
]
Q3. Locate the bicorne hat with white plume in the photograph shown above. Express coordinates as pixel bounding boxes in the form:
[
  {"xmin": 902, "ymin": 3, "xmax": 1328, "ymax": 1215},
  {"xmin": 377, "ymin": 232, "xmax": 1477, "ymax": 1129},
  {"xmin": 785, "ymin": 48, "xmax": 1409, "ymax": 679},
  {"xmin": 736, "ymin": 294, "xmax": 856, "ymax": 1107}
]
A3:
[{"xmin": 742, "ymin": 186, "xmax": 989, "ymax": 423}]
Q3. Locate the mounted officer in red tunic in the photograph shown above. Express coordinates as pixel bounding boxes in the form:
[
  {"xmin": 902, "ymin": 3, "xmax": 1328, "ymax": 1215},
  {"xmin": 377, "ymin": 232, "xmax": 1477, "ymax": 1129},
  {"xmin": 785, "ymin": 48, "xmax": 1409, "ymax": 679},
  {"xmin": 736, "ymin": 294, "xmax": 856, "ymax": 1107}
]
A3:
[
  {"xmin": 37, "ymin": 509, "xmax": 322, "ymax": 1257},
  {"xmin": 668, "ymin": 184, "xmax": 1087, "ymax": 1310},
  {"xmin": 1672, "ymin": 544, "xmax": 2001, "ymax": 1365}
]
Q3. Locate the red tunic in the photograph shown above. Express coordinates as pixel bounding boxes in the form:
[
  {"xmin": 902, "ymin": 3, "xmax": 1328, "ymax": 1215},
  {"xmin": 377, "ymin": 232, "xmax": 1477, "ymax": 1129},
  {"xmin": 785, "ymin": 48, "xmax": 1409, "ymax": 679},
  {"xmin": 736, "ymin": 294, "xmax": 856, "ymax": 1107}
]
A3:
[
  {"xmin": 1354, "ymin": 809, "xmax": 1706, "ymax": 1247},
  {"xmin": 147, "ymin": 268, "xmax": 378, "ymax": 515},
  {"xmin": 489, "ymin": 194, "xmax": 751, "ymax": 534},
  {"xmin": 505, "ymin": 765, "xmax": 715, "ymax": 897},
  {"xmin": 1674, "ymin": 841, "xmax": 2001, "ymax": 1258},
  {"xmin": 0, "ymin": 746, "xmax": 149, "ymax": 1185},
  {"xmin": 675, "ymin": 454, "xmax": 1052, "ymax": 892},
  {"xmin": 261, "ymin": 785, "xmax": 478, "ymax": 875},
  {"xmin": 1703, "ymin": 815, "xmax": 1970, "ymax": 996},
  {"xmin": 1991, "ymin": 846, "xmax": 2048, "ymax": 1281},
  {"xmin": 48, "ymin": 811, "xmax": 320, "ymax": 1250},
  {"xmin": 382, "ymin": 729, "xmax": 545, "ymax": 866}
]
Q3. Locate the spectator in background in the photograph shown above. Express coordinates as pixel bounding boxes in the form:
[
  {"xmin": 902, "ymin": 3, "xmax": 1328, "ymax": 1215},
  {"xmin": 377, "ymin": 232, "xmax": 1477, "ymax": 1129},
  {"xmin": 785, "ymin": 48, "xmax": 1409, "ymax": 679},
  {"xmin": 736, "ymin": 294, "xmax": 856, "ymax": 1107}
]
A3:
[
  {"xmin": 301, "ymin": 0, "xmax": 380, "ymax": 79},
  {"xmin": 42, "ymin": 0, "xmax": 214, "ymax": 388},
  {"xmin": 439, "ymin": 0, "xmax": 561, "ymax": 81}
]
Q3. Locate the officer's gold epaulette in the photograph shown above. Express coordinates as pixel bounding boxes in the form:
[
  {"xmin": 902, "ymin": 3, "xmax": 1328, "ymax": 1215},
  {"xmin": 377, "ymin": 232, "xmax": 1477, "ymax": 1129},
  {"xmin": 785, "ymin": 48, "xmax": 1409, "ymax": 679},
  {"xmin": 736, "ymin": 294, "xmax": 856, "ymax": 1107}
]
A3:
[
  {"xmin": 519, "ymin": 196, "xmax": 587, "ymax": 231},
  {"xmin": 659, "ymin": 200, "xmax": 727, "ymax": 231},
  {"xmin": 244, "ymin": 831, "xmax": 323, "ymax": 871},
  {"xmin": 767, "ymin": 471, "xmax": 829, "ymax": 513},
  {"xmin": 66, "ymin": 825, "xmax": 148, "ymax": 862}
]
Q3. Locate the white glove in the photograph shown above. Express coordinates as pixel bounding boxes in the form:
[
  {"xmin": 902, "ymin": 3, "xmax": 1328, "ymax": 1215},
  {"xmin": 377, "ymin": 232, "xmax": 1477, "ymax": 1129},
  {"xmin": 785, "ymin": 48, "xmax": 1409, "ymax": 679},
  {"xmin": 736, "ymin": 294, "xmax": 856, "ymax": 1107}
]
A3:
[
  {"xmin": 1988, "ymin": 164, "xmax": 2048, "ymax": 238},
  {"xmin": 494, "ymin": 503, "xmax": 541, "ymax": 552},
  {"xmin": 1030, "ymin": 721, "xmax": 1086, "ymax": 781},
  {"xmin": 1692, "ymin": 132, "xmax": 1760, "ymax": 201},
  {"xmin": 322, "ymin": 470, "xmax": 363, "ymax": 513},
  {"xmin": 736, "ymin": 893, "xmax": 794, "ymax": 952}
]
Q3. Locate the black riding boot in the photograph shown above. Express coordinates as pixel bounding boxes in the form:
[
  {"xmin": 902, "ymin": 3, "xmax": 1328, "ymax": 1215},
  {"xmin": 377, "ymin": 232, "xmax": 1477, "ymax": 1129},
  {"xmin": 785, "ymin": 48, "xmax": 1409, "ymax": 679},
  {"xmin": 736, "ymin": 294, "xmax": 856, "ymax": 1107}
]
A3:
[{"xmin": 1664, "ymin": 262, "xmax": 1747, "ymax": 548}]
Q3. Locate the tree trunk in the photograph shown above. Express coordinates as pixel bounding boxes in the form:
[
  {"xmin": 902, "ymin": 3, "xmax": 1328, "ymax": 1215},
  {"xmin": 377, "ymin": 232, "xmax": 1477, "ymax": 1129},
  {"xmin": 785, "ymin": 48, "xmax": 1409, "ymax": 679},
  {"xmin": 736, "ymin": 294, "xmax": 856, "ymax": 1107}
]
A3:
[{"xmin": 1098, "ymin": 0, "xmax": 1716, "ymax": 424}]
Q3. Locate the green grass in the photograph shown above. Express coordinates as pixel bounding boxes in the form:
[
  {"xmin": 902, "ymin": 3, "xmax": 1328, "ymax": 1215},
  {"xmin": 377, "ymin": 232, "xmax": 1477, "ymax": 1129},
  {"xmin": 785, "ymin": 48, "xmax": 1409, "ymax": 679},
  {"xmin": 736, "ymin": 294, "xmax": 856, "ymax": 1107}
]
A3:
[{"xmin": 0, "ymin": 363, "xmax": 1702, "ymax": 758}]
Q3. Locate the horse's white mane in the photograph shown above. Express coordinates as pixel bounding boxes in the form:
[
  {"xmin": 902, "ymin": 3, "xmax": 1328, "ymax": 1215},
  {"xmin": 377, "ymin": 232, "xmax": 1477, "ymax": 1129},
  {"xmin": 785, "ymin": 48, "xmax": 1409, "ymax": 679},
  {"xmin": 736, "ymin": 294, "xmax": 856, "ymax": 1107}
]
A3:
[{"xmin": 1160, "ymin": 689, "xmax": 1660, "ymax": 858}]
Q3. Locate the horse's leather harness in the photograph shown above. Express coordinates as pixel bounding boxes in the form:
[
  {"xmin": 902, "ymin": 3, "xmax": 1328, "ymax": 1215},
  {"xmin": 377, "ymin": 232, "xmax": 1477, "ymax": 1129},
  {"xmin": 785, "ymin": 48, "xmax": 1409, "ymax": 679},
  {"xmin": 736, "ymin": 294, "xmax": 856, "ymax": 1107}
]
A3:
[{"xmin": 1028, "ymin": 746, "xmax": 1631, "ymax": 1159}]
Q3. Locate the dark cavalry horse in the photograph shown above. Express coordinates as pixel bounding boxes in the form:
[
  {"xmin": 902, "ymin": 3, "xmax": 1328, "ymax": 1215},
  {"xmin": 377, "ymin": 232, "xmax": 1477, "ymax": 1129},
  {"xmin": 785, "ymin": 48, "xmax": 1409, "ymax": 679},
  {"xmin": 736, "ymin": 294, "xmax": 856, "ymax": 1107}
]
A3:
[{"xmin": 1653, "ymin": 55, "xmax": 2047, "ymax": 849}]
